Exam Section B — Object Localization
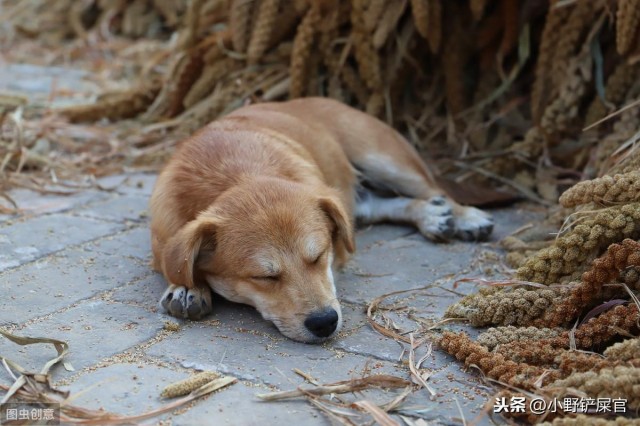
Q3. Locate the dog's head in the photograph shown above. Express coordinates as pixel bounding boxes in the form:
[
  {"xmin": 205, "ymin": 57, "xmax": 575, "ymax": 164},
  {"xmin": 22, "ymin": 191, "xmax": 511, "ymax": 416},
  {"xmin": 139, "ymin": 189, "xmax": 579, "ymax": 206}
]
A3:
[{"xmin": 161, "ymin": 178, "xmax": 354, "ymax": 343}]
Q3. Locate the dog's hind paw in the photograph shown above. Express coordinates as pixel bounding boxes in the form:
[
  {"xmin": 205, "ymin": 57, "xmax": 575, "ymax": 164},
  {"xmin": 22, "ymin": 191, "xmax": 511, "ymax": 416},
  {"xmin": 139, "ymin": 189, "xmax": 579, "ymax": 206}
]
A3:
[
  {"xmin": 415, "ymin": 197, "xmax": 455, "ymax": 241},
  {"xmin": 160, "ymin": 284, "xmax": 213, "ymax": 320},
  {"xmin": 454, "ymin": 207, "xmax": 493, "ymax": 241}
]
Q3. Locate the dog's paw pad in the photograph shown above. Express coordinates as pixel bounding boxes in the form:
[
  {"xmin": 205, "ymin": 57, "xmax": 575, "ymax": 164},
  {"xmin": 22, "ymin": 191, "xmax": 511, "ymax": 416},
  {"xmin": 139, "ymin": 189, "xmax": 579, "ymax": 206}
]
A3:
[
  {"xmin": 413, "ymin": 197, "xmax": 455, "ymax": 241},
  {"xmin": 454, "ymin": 208, "xmax": 494, "ymax": 241},
  {"xmin": 429, "ymin": 196, "xmax": 447, "ymax": 206},
  {"xmin": 417, "ymin": 212, "xmax": 455, "ymax": 241},
  {"xmin": 160, "ymin": 284, "xmax": 213, "ymax": 320}
]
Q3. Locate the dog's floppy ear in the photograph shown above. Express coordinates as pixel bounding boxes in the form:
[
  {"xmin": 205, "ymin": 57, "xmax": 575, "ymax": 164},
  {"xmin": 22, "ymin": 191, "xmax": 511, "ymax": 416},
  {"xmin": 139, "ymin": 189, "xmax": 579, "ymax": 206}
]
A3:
[
  {"xmin": 162, "ymin": 217, "xmax": 217, "ymax": 288},
  {"xmin": 319, "ymin": 196, "xmax": 355, "ymax": 253}
]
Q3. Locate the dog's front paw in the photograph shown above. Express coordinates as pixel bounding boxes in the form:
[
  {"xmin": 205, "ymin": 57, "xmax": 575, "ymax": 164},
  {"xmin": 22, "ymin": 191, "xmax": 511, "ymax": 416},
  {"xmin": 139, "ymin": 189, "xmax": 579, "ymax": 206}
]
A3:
[
  {"xmin": 160, "ymin": 284, "xmax": 213, "ymax": 320},
  {"xmin": 415, "ymin": 196, "xmax": 455, "ymax": 241},
  {"xmin": 454, "ymin": 207, "xmax": 493, "ymax": 241}
]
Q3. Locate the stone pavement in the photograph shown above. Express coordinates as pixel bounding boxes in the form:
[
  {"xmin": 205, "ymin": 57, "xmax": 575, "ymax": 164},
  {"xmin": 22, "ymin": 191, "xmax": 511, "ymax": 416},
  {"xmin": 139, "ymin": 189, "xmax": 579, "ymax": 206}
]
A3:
[{"xmin": 0, "ymin": 172, "xmax": 544, "ymax": 425}]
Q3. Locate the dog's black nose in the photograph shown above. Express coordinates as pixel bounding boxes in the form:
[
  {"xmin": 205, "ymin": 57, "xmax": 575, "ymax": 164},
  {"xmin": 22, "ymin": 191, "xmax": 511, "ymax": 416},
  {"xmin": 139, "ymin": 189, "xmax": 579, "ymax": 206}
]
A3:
[{"xmin": 304, "ymin": 308, "xmax": 339, "ymax": 338}]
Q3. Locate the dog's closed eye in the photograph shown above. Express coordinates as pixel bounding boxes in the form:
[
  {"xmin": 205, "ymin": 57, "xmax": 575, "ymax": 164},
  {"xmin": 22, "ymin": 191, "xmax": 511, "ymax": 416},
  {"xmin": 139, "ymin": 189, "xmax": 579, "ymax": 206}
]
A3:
[
  {"xmin": 251, "ymin": 275, "xmax": 280, "ymax": 282},
  {"xmin": 310, "ymin": 251, "xmax": 325, "ymax": 265}
]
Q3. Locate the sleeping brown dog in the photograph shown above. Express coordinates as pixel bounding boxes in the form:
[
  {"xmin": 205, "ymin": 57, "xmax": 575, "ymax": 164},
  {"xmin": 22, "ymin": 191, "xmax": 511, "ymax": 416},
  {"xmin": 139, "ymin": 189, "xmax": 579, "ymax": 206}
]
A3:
[{"xmin": 149, "ymin": 98, "xmax": 492, "ymax": 343}]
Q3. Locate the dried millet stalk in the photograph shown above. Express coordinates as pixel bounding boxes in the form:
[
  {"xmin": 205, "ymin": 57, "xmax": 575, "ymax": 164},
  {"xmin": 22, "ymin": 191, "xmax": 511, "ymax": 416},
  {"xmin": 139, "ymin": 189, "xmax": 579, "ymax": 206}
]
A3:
[
  {"xmin": 559, "ymin": 172, "xmax": 640, "ymax": 208},
  {"xmin": 616, "ymin": 0, "xmax": 640, "ymax": 55},
  {"xmin": 477, "ymin": 326, "xmax": 563, "ymax": 350},
  {"xmin": 442, "ymin": 15, "xmax": 470, "ymax": 116},
  {"xmin": 246, "ymin": 0, "xmax": 280, "ymax": 64},
  {"xmin": 540, "ymin": 45, "xmax": 593, "ymax": 138},
  {"xmin": 426, "ymin": 0, "xmax": 441, "ymax": 54},
  {"xmin": 596, "ymin": 98, "xmax": 640, "ymax": 175},
  {"xmin": 516, "ymin": 204, "xmax": 640, "ymax": 285},
  {"xmin": 495, "ymin": 339, "xmax": 564, "ymax": 366},
  {"xmin": 532, "ymin": 239, "xmax": 640, "ymax": 327},
  {"xmin": 620, "ymin": 266, "xmax": 640, "ymax": 291},
  {"xmin": 230, "ymin": 0, "xmax": 257, "ymax": 53},
  {"xmin": 443, "ymin": 286, "xmax": 561, "ymax": 327},
  {"xmin": 289, "ymin": 2, "xmax": 321, "ymax": 98},
  {"xmin": 161, "ymin": 371, "xmax": 220, "ymax": 398},
  {"xmin": 554, "ymin": 304, "xmax": 640, "ymax": 349},
  {"xmin": 372, "ymin": 1, "xmax": 406, "ymax": 49},
  {"xmin": 183, "ymin": 58, "xmax": 239, "ymax": 108},
  {"xmin": 546, "ymin": 366, "xmax": 640, "ymax": 410},
  {"xmin": 61, "ymin": 83, "xmax": 161, "ymax": 123},
  {"xmin": 585, "ymin": 62, "xmax": 640, "ymax": 126},
  {"xmin": 557, "ymin": 350, "xmax": 616, "ymax": 374},
  {"xmin": 364, "ymin": 0, "xmax": 386, "ymax": 32},
  {"xmin": 604, "ymin": 338, "xmax": 640, "ymax": 361},
  {"xmin": 410, "ymin": 0, "xmax": 429, "ymax": 39},
  {"xmin": 548, "ymin": 0, "xmax": 600, "ymax": 93},
  {"xmin": 439, "ymin": 332, "xmax": 560, "ymax": 390},
  {"xmin": 351, "ymin": 0, "xmax": 382, "ymax": 92},
  {"xmin": 531, "ymin": 1, "xmax": 571, "ymax": 122}
]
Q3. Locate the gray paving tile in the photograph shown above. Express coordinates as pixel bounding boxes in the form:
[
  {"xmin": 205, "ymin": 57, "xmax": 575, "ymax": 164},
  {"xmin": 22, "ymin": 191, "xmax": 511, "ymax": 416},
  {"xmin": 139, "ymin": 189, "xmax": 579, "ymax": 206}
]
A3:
[
  {"xmin": 0, "ymin": 245, "xmax": 149, "ymax": 325},
  {"xmin": 2, "ymin": 301, "xmax": 164, "ymax": 377},
  {"xmin": 76, "ymin": 194, "xmax": 150, "ymax": 223},
  {"xmin": 0, "ymin": 214, "xmax": 124, "ymax": 272}
]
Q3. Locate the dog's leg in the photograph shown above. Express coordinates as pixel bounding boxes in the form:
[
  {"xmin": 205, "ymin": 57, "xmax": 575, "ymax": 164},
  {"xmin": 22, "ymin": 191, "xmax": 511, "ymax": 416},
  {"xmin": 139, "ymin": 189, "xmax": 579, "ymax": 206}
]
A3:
[
  {"xmin": 355, "ymin": 188, "xmax": 457, "ymax": 240},
  {"xmin": 351, "ymin": 150, "xmax": 493, "ymax": 241}
]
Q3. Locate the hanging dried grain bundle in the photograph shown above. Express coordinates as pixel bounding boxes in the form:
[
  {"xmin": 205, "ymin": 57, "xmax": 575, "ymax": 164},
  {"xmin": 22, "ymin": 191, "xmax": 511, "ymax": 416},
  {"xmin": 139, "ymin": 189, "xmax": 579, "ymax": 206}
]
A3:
[
  {"xmin": 516, "ymin": 204, "xmax": 640, "ymax": 285},
  {"xmin": 445, "ymin": 286, "xmax": 565, "ymax": 327},
  {"xmin": 549, "ymin": 0, "xmax": 600, "ymax": 93},
  {"xmin": 143, "ymin": 50, "xmax": 205, "ymax": 121},
  {"xmin": 531, "ymin": 239, "xmax": 640, "ymax": 327},
  {"xmin": 604, "ymin": 337, "xmax": 640, "ymax": 361},
  {"xmin": 230, "ymin": 0, "xmax": 257, "ymax": 53},
  {"xmin": 557, "ymin": 303, "xmax": 639, "ymax": 349},
  {"xmin": 495, "ymin": 339, "xmax": 565, "ymax": 366},
  {"xmin": 585, "ymin": 62, "xmax": 640, "ymax": 127},
  {"xmin": 289, "ymin": 2, "xmax": 321, "ymax": 98},
  {"xmin": 546, "ymin": 366, "xmax": 640, "ymax": 410},
  {"xmin": 183, "ymin": 57, "xmax": 241, "ymax": 108},
  {"xmin": 246, "ymin": 0, "xmax": 280, "ymax": 64},
  {"xmin": 59, "ymin": 82, "xmax": 162, "ymax": 123},
  {"xmin": 616, "ymin": 0, "xmax": 640, "ymax": 56},
  {"xmin": 425, "ymin": 0, "xmax": 441, "ymax": 53},
  {"xmin": 556, "ymin": 350, "xmax": 615, "ymax": 374},
  {"xmin": 560, "ymin": 171, "xmax": 640, "ymax": 208},
  {"xmin": 620, "ymin": 265, "xmax": 640, "ymax": 291},
  {"xmin": 372, "ymin": 0, "xmax": 407, "ymax": 49},
  {"xmin": 540, "ymin": 44, "xmax": 593, "ymax": 139},
  {"xmin": 439, "ymin": 332, "xmax": 561, "ymax": 389},
  {"xmin": 497, "ymin": 0, "xmax": 519, "ymax": 66},
  {"xmin": 410, "ymin": 0, "xmax": 429, "ymax": 39},
  {"xmin": 363, "ymin": 0, "xmax": 386, "ymax": 32},
  {"xmin": 269, "ymin": 5, "xmax": 305, "ymax": 47},
  {"xmin": 594, "ymin": 98, "xmax": 640, "ymax": 175},
  {"xmin": 444, "ymin": 286, "xmax": 501, "ymax": 320},
  {"xmin": 477, "ymin": 326, "xmax": 563, "ymax": 350},
  {"xmin": 442, "ymin": 10, "xmax": 471, "ymax": 117},
  {"xmin": 531, "ymin": 3, "xmax": 572, "ymax": 123},
  {"xmin": 351, "ymin": 0, "xmax": 383, "ymax": 92}
]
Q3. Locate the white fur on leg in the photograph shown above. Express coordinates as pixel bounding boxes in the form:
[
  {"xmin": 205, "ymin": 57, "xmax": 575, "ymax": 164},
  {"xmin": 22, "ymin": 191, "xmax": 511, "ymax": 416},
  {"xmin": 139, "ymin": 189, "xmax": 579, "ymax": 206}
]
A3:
[{"xmin": 355, "ymin": 190, "xmax": 455, "ymax": 240}]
